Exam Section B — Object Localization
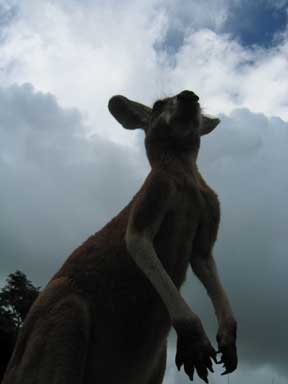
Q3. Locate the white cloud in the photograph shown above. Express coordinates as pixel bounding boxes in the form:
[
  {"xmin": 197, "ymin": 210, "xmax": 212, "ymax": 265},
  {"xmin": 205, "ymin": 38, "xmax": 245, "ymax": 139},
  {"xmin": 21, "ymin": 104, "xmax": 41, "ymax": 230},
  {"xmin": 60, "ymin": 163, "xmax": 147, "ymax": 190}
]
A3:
[
  {"xmin": 164, "ymin": 29, "xmax": 288, "ymax": 118},
  {"xmin": 0, "ymin": 1, "xmax": 288, "ymax": 382},
  {"xmin": 0, "ymin": 0, "xmax": 166, "ymax": 143},
  {"xmin": 0, "ymin": 83, "xmax": 145, "ymax": 285},
  {"xmin": 0, "ymin": 0, "xmax": 287, "ymax": 144}
]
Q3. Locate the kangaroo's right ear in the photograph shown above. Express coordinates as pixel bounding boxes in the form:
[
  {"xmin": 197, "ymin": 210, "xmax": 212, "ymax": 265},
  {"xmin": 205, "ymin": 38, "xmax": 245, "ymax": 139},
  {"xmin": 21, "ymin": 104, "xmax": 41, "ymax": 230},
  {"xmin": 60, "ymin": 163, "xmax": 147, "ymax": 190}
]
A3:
[{"xmin": 108, "ymin": 95, "xmax": 151, "ymax": 131}]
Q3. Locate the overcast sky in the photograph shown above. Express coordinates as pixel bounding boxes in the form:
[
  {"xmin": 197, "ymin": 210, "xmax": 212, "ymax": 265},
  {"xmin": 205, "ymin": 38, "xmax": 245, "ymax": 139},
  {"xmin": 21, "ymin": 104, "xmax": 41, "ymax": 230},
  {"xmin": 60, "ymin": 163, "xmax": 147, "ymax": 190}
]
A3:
[{"xmin": 0, "ymin": 1, "xmax": 287, "ymax": 383}]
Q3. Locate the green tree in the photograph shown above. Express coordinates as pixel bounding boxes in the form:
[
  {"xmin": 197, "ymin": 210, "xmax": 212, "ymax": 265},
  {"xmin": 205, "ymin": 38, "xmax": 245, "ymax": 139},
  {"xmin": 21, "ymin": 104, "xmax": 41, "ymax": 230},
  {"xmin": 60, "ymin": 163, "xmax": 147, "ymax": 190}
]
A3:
[
  {"xmin": 0, "ymin": 271, "xmax": 40, "ymax": 380},
  {"xmin": 0, "ymin": 271, "xmax": 40, "ymax": 330},
  {"xmin": 0, "ymin": 306, "xmax": 16, "ymax": 381}
]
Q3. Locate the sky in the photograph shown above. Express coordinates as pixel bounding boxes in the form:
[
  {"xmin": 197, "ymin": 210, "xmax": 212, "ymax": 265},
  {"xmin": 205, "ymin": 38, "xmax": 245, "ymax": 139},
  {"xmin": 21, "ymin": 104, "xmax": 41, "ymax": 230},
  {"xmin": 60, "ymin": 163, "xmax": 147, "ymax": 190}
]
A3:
[{"xmin": 0, "ymin": 0, "xmax": 287, "ymax": 383}]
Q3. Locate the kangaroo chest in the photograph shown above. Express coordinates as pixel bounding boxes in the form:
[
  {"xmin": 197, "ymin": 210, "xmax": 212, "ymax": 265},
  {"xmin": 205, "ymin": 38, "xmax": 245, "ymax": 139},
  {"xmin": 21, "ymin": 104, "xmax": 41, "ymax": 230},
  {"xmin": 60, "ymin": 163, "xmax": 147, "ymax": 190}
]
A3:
[{"xmin": 154, "ymin": 179, "xmax": 220, "ymax": 287}]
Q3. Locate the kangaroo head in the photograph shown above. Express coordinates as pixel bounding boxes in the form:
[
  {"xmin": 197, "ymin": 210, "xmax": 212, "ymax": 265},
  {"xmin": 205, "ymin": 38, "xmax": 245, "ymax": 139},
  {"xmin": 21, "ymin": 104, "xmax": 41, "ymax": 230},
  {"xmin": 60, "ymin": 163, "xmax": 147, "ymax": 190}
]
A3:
[{"xmin": 109, "ymin": 90, "xmax": 220, "ymax": 157}]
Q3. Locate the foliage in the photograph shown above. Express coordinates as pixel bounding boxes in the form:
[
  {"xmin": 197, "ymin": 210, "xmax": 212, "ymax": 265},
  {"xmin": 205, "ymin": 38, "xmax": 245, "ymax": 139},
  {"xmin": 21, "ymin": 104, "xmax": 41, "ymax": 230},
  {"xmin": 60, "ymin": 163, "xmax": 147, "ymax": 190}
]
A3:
[
  {"xmin": 0, "ymin": 271, "xmax": 40, "ymax": 380},
  {"xmin": 0, "ymin": 271, "xmax": 40, "ymax": 330}
]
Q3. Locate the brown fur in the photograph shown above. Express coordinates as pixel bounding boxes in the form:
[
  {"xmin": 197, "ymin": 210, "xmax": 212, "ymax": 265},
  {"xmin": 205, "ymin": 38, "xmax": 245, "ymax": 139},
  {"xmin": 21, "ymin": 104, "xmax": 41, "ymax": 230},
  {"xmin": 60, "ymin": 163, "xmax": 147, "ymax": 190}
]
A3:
[{"xmin": 3, "ymin": 91, "xmax": 237, "ymax": 384}]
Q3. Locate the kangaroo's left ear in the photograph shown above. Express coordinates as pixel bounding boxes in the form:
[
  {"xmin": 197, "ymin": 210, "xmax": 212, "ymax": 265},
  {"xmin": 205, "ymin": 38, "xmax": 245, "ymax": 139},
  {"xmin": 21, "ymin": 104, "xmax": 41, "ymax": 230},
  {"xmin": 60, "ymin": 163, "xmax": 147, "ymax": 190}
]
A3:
[
  {"xmin": 108, "ymin": 95, "xmax": 152, "ymax": 131},
  {"xmin": 201, "ymin": 115, "xmax": 220, "ymax": 136}
]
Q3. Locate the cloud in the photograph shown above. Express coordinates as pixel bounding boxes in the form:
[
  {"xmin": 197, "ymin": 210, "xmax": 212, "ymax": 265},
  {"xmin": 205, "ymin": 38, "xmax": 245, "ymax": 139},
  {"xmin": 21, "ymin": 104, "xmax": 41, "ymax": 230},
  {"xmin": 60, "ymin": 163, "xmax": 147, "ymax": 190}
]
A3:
[
  {"xmin": 166, "ymin": 107, "xmax": 288, "ymax": 382},
  {"xmin": 0, "ymin": 1, "xmax": 287, "ymax": 382},
  {"xmin": 0, "ymin": 0, "xmax": 165, "ymax": 144},
  {"xmin": 156, "ymin": 0, "xmax": 230, "ymax": 55},
  {"xmin": 179, "ymin": 108, "xmax": 288, "ymax": 378},
  {"xmin": 0, "ymin": 83, "xmax": 287, "ymax": 381},
  {"xmin": 223, "ymin": 0, "xmax": 288, "ymax": 47},
  {"xmin": 0, "ymin": 0, "xmax": 287, "ymax": 136},
  {"xmin": 0, "ymin": 83, "xmax": 145, "ymax": 286}
]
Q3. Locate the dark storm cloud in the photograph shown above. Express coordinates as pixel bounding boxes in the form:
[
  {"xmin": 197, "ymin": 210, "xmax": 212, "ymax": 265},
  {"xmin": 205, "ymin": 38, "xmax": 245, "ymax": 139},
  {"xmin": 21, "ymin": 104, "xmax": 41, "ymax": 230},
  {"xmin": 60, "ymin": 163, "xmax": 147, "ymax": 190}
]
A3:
[
  {"xmin": 0, "ymin": 84, "xmax": 287, "ymax": 380},
  {"xmin": 178, "ymin": 109, "xmax": 288, "ymax": 378},
  {"xmin": 0, "ymin": 84, "xmax": 144, "ymax": 286},
  {"xmin": 166, "ymin": 109, "xmax": 288, "ymax": 383}
]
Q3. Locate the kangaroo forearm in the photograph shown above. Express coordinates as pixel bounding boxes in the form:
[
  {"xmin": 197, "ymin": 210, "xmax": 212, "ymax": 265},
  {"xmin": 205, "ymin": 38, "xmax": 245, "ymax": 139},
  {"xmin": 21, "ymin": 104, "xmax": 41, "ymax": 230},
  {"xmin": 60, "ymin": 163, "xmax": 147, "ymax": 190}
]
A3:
[
  {"xmin": 126, "ymin": 235, "xmax": 199, "ymax": 326},
  {"xmin": 191, "ymin": 256, "xmax": 234, "ymax": 325}
]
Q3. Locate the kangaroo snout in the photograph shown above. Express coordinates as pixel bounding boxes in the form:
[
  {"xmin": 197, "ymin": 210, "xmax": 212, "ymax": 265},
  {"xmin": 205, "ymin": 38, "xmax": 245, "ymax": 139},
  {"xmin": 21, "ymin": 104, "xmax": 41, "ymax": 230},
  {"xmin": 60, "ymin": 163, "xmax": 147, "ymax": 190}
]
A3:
[{"xmin": 177, "ymin": 90, "xmax": 199, "ymax": 104}]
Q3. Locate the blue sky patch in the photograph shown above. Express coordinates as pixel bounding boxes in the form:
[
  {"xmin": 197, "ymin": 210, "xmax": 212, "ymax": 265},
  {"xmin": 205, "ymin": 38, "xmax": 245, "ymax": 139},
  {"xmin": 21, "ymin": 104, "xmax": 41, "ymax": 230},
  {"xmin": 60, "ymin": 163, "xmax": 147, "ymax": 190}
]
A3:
[
  {"xmin": 223, "ymin": 0, "xmax": 288, "ymax": 47},
  {"xmin": 154, "ymin": 26, "xmax": 185, "ymax": 59},
  {"xmin": 156, "ymin": 0, "xmax": 288, "ymax": 58},
  {"xmin": 0, "ymin": 4, "xmax": 18, "ymax": 42}
]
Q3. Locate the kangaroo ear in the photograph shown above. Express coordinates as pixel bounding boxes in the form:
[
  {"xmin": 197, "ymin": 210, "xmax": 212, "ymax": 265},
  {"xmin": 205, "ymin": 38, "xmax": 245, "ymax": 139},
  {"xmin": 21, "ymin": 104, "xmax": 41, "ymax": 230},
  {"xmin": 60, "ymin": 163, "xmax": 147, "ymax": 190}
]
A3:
[
  {"xmin": 108, "ymin": 95, "xmax": 151, "ymax": 131},
  {"xmin": 201, "ymin": 115, "xmax": 220, "ymax": 136}
]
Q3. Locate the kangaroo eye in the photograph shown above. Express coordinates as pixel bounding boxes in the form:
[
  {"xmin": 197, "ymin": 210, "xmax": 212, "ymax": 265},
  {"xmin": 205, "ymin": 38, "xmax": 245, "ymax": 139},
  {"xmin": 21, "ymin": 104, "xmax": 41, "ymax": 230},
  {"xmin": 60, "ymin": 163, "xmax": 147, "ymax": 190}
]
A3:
[{"xmin": 152, "ymin": 100, "xmax": 165, "ymax": 114}]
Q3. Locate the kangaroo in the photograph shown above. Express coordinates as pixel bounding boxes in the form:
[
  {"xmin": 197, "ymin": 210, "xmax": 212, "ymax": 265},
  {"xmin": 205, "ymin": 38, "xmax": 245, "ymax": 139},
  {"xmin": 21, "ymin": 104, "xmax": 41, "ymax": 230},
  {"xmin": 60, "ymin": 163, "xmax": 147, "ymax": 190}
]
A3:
[{"xmin": 3, "ymin": 90, "xmax": 237, "ymax": 384}]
